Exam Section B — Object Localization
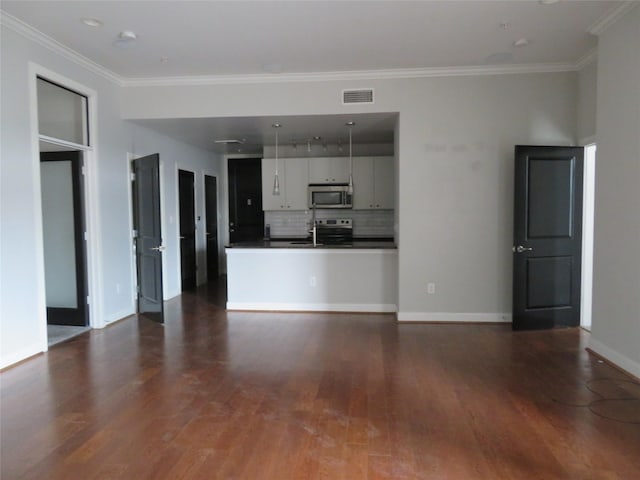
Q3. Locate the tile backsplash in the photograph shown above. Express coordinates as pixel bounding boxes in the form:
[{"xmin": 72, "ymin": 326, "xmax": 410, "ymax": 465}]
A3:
[{"xmin": 265, "ymin": 210, "xmax": 395, "ymax": 239}]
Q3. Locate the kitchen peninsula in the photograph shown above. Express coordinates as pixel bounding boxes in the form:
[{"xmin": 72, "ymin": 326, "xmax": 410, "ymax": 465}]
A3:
[
  {"xmin": 226, "ymin": 153, "xmax": 397, "ymax": 313},
  {"xmin": 226, "ymin": 241, "xmax": 397, "ymax": 312}
]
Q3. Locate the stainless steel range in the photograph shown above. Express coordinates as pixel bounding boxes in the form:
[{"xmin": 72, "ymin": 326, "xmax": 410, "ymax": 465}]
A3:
[{"xmin": 315, "ymin": 218, "xmax": 353, "ymax": 244}]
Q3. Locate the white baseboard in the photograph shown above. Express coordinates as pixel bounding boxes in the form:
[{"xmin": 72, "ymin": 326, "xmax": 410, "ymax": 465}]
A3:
[
  {"xmin": 226, "ymin": 302, "xmax": 397, "ymax": 313},
  {"xmin": 588, "ymin": 339, "xmax": 640, "ymax": 379},
  {"xmin": 100, "ymin": 307, "xmax": 136, "ymax": 328},
  {"xmin": 397, "ymin": 312, "xmax": 512, "ymax": 323},
  {"xmin": 0, "ymin": 343, "xmax": 43, "ymax": 370}
]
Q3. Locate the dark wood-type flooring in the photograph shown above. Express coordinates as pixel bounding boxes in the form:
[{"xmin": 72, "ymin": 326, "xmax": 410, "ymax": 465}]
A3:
[{"xmin": 2, "ymin": 282, "xmax": 640, "ymax": 479}]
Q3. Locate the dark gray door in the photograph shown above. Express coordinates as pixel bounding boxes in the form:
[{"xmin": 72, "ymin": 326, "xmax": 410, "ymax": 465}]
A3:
[
  {"xmin": 205, "ymin": 175, "xmax": 219, "ymax": 281},
  {"xmin": 40, "ymin": 151, "xmax": 88, "ymax": 327},
  {"xmin": 513, "ymin": 145, "xmax": 584, "ymax": 330},
  {"xmin": 178, "ymin": 170, "xmax": 196, "ymax": 290},
  {"xmin": 228, "ymin": 158, "xmax": 264, "ymax": 243},
  {"xmin": 133, "ymin": 154, "xmax": 164, "ymax": 323}
]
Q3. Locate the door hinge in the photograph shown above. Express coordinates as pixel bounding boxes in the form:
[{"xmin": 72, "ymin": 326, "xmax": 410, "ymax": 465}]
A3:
[
  {"xmin": 86, "ymin": 295, "xmax": 90, "ymax": 305},
  {"xmin": 130, "ymin": 172, "xmax": 136, "ymax": 182},
  {"xmin": 81, "ymin": 166, "xmax": 86, "ymax": 176},
  {"xmin": 132, "ymin": 229, "xmax": 138, "ymax": 239},
  {"xmin": 84, "ymin": 231, "xmax": 88, "ymax": 241},
  {"xmin": 136, "ymin": 285, "xmax": 140, "ymax": 294}
]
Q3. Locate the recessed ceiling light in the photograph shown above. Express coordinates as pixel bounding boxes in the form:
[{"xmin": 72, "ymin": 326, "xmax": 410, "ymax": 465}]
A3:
[
  {"xmin": 160, "ymin": 57, "xmax": 169, "ymax": 64},
  {"xmin": 499, "ymin": 22, "xmax": 509, "ymax": 30},
  {"xmin": 513, "ymin": 38, "xmax": 530, "ymax": 48},
  {"xmin": 539, "ymin": 0, "xmax": 560, "ymax": 5},
  {"xmin": 81, "ymin": 17, "xmax": 103, "ymax": 27}
]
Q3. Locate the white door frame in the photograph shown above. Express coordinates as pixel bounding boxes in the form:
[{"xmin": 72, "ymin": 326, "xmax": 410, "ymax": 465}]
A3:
[{"xmin": 29, "ymin": 63, "xmax": 102, "ymax": 352}]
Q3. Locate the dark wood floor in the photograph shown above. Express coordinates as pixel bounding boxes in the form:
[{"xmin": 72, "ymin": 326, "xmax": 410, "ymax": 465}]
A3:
[{"xmin": 2, "ymin": 283, "xmax": 639, "ymax": 479}]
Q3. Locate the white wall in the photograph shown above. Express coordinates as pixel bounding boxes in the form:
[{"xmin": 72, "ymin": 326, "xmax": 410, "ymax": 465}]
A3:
[
  {"xmin": 589, "ymin": 6, "xmax": 640, "ymax": 377},
  {"xmin": 0, "ymin": 23, "xmax": 222, "ymax": 368},
  {"xmin": 576, "ymin": 60, "xmax": 598, "ymax": 144},
  {"xmin": 121, "ymin": 71, "xmax": 577, "ymax": 321}
]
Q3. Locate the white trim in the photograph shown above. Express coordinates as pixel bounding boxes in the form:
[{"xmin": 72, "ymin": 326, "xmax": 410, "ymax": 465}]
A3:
[
  {"xmin": 578, "ymin": 135, "xmax": 597, "ymax": 147},
  {"xmin": 1, "ymin": 9, "xmax": 598, "ymax": 88},
  {"xmin": 101, "ymin": 307, "xmax": 136, "ymax": 327},
  {"xmin": 588, "ymin": 339, "xmax": 640, "ymax": 379},
  {"xmin": 27, "ymin": 64, "xmax": 48, "ymax": 353},
  {"xmin": 575, "ymin": 49, "xmax": 597, "ymax": 71},
  {"xmin": 397, "ymin": 312, "xmax": 511, "ymax": 323},
  {"xmin": 30, "ymin": 63, "xmax": 103, "ymax": 331},
  {"xmin": 127, "ymin": 153, "xmax": 139, "ymax": 313},
  {"xmin": 38, "ymin": 135, "xmax": 92, "ymax": 152},
  {"xmin": 580, "ymin": 144, "xmax": 596, "ymax": 331},
  {"xmin": 588, "ymin": 2, "xmax": 638, "ymax": 36},
  {"xmin": 1, "ymin": 12, "xmax": 123, "ymax": 86},
  {"xmin": 121, "ymin": 63, "xmax": 578, "ymax": 87},
  {"xmin": 226, "ymin": 302, "xmax": 397, "ymax": 313}
]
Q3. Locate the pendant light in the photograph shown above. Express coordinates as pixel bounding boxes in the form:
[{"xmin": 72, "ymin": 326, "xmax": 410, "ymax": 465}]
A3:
[
  {"xmin": 346, "ymin": 121, "xmax": 355, "ymax": 195},
  {"xmin": 272, "ymin": 123, "xmax": 281, "ymax": 196}
]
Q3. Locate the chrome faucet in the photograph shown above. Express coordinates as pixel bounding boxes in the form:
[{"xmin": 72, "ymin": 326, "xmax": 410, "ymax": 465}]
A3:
[{"xmin": 310, "ymin": 203, "xmax": 318, "ymax": 246}]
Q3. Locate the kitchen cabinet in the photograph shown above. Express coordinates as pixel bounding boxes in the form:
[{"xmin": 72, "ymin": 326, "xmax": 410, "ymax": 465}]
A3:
[
  {"xmin": 308, "ymin": 157, "xmax": 350, "ymax": 183},
  {"xmin": 352, "ymin": 156, "xmax": 395, "ymax": 209},
  {"xmin": 262, "ymin": 157, "xmax": 309, "ymax": 210}
]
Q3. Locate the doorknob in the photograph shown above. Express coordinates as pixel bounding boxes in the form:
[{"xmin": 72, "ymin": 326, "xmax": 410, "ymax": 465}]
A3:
[
  {"xmin": 514, "ymin": 245, "xmax": 533, "ymax": 253},
  {"xmin": 150, "ymin": 245, "xmax": 166, "ymax": 252}
]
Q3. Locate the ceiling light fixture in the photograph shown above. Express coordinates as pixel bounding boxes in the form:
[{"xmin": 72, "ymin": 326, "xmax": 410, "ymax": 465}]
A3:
[
  {"xmin": 346, "ymin": 121, "xmax": 355, "ymax": 196},
  {"xmin": 81, "ymin": 17, "xmax": 103, "ymax": 27},
  {"xmin": 539, "ymin": 0, "xmax": 560, "ymax": 5},
  {"xmin": 114, "ymin": 30, "xmax": 137, "ymax": 48},
  {"xmin": 272, "ymin": 123, "xmax": 281, "ymax": 196},
  {"xmin": 513, "ymin": 38, "xmax": 530, "ymax": 48}
]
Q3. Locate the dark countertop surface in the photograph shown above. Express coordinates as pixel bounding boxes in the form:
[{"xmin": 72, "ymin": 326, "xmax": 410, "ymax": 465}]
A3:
[{"xmin": 226, "ymin": 238, "xmax": 397, "ymax": 250}]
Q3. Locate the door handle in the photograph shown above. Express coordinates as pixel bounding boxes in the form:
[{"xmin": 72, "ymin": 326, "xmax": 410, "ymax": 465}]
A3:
[
  {"xmin": 514, "ymin": 245, "xmax": 533, "ymax": 253},
  {"xmin": 150, "ymin": 245, "xmax": 166, "ymax": 252},
  {"xmin": 179, "ymin": 236, "xmax": 185, "ymax": 240}
]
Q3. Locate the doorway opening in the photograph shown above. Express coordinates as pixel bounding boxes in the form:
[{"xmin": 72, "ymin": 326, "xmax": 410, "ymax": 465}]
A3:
[
  {"xmin": 178, "ymin": 169, "xmax": 197, "ymax": 291},
  {"xmin": 581, "ymin": 143, "xmax": 596, "ymax": 331},
  {"xmin": 205, "ymin": 175, "xmax": 220, "ymax": 282},
  {"xmin": 228, "ymin": 158, "xmax": 264, "ymax": 243},
  {"xmin": 34, "ymin": 72, "xmax": 96, "ymax": 347}
]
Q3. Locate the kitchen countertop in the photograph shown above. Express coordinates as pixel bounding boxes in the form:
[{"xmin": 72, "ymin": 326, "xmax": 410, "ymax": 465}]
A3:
[{"xmin": 226, "ymin": 238, "xmax": 396, "ymax": 249}]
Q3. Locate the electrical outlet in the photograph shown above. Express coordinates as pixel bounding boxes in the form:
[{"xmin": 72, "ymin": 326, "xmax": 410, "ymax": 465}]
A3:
[
  {"xmin": 427, "ymin": 282, "xmax": 436, "ymax": 294},
  {"xmin": 310, "ymin": 276, "xmax": 317, "ymax": 287}
]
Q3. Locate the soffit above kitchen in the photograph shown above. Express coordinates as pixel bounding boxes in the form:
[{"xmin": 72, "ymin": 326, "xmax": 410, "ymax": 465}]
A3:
[{"xmin": 2, "ymin": 1, "xmax": 628, "ymax": 154}]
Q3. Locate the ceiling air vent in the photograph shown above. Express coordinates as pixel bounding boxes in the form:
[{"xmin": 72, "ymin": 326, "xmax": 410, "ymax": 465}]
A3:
[{"xmin": 342, "ymin": 88, "xmax": 374, "ymax": 105}]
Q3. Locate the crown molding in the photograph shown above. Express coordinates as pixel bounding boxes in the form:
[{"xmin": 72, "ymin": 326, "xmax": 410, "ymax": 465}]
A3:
[
  {"xmin": 0, "ymin": 11, "xmax": 124, "ymax": 86},
  {"xmin": 121, "ymin": 62, "xmax": 577, "ymax": 88},
  {"xmin": 575, "ymin": 48, "xmax": 598, "ymax": 70},
  {"xmin": 588, "ymin": 2, "xmax": 638, "ymax": 36},
  {"xmin": 2, "ymin": 8, "xmax": 587, "ymax": 89}
]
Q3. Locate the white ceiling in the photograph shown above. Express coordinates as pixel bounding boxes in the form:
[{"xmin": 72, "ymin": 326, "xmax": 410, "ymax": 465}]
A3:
[{"xmin": 2, "ymin": 0, "xmax": 623, "ymax": 153}]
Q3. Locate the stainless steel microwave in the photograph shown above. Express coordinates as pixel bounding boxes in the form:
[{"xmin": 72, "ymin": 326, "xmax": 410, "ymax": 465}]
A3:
[{"xmin": 308, "ymin": 184, "xmax": 353, "ymax": 209}]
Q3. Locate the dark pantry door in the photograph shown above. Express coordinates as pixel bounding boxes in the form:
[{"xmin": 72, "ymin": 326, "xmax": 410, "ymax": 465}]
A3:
[
  {"xmin": 40, "ymin": 151, "xmax": 88, "ymax": 326},
  {"xmin": 228, "ymin": 158, "xmax": 264, "ymax": 243},
  {"xmin": 132, "ymin": 154, "xmax": 164, "ymax": 323},
  {"xmin": 512, "ymin": 145, "xmax": 584, "ymax": 330},
  {"xmin": 205, "ymin": 175, "xmax": 219, "ymax": 281},
  {"xmin": 178, "ymin": 169, "xmax": 197, "ymax": 290}
]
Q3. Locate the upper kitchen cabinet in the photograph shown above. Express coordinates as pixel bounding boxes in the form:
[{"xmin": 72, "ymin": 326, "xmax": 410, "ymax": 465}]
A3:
[
  {"xmin": 308, "ymin": 157, "xmax": 350, "ymax": 183},
  {"xmin": 262, "ymin": 158, "xmax": 309, "ymax": 210},
  {"xmin": 352, "ymin": 156, "xmax": 395, "ymax": 210}
]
